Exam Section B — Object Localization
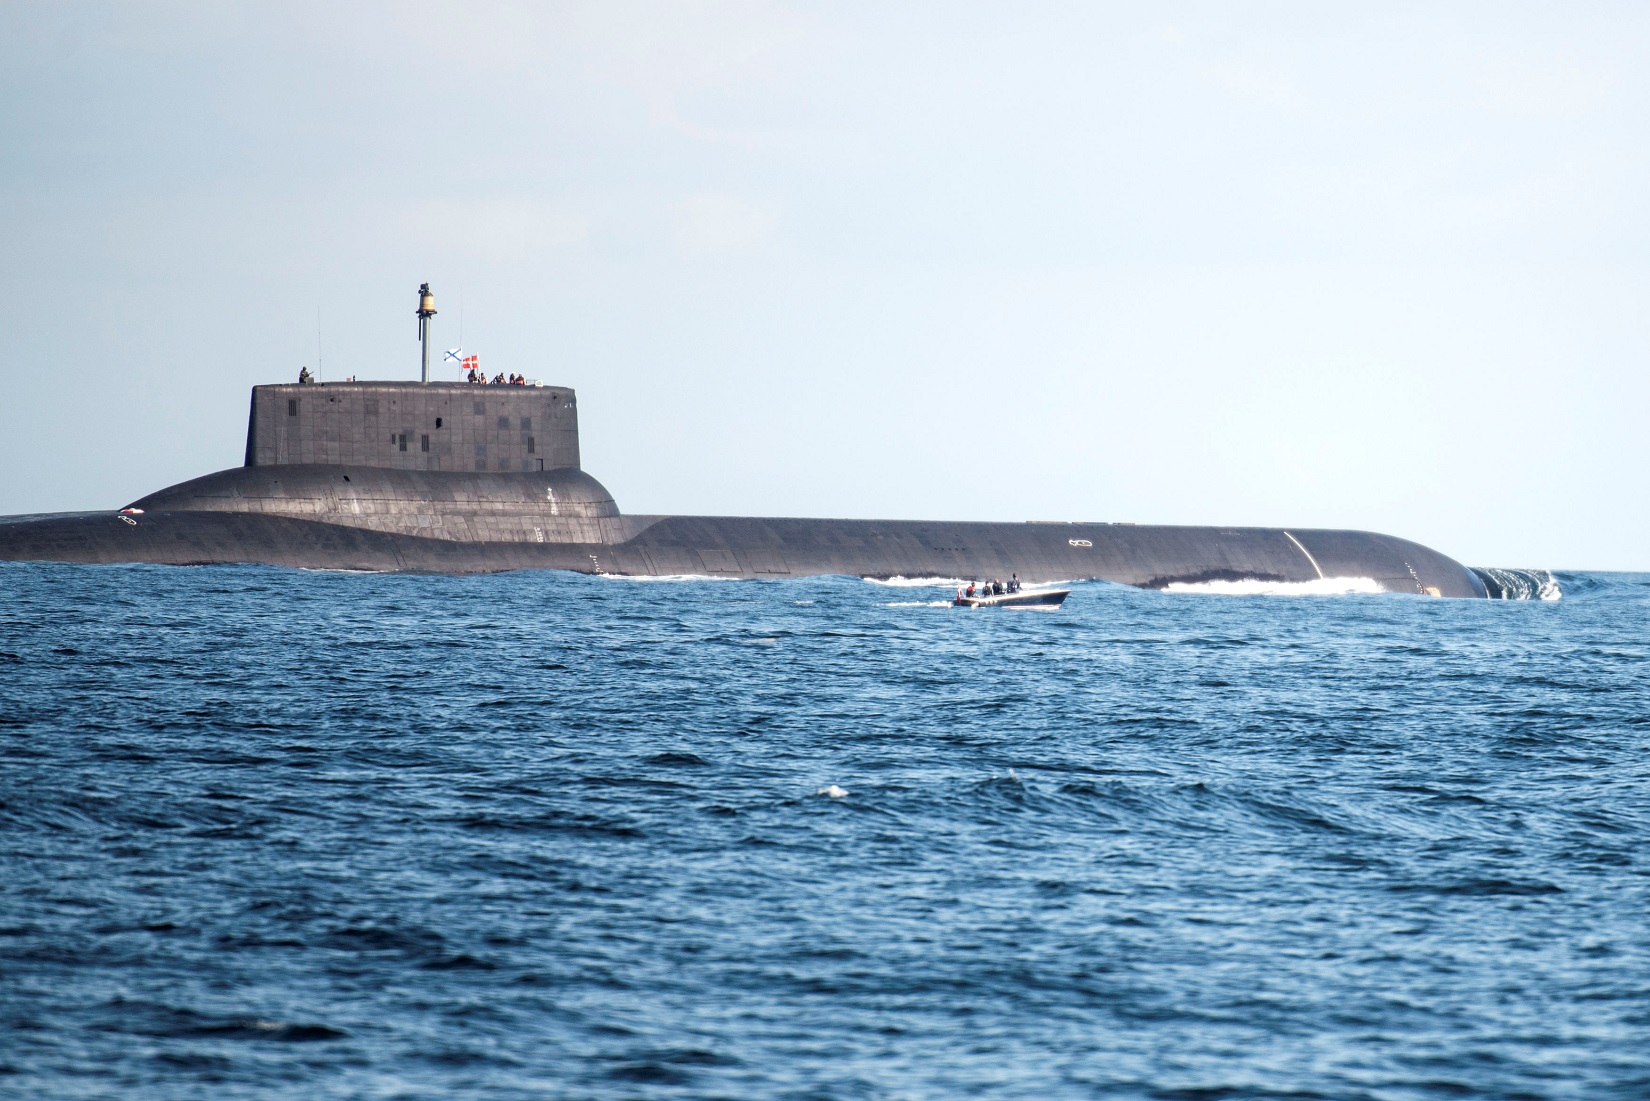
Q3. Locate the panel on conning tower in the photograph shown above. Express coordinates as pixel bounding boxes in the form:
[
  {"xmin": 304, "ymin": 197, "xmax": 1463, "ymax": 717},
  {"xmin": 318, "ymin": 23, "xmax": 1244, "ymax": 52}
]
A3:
[{"xmin": 244, "ymin": 382, "xmax": 581, "ymax": 473}]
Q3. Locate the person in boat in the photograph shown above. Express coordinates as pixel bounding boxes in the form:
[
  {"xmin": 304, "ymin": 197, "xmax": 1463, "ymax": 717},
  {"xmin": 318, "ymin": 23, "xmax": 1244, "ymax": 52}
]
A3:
[
  {"xmin": 1008, "ymin": 574, "xmax": 1020, "ymax": 593},
  {"xmin": 298, "ymin": 366, "xmax": 313, "ymax": 385},
  {"xmin": 965, "ymin": 581, "xmax": 977, "ymax": 598}
]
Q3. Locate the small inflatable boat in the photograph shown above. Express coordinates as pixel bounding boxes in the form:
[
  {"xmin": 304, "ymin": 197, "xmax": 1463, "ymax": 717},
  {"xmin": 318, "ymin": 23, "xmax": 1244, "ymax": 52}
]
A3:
[{"xmin": 953, "ymin": 588, "xmax": 1070, "ymax": 609}]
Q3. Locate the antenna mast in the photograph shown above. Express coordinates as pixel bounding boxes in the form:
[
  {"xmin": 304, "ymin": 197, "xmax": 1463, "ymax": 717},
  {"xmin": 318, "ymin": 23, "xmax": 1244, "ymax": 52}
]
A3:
[{"xmin": 416, "ymin": 283, "xmax": 437, "ymax": 384}]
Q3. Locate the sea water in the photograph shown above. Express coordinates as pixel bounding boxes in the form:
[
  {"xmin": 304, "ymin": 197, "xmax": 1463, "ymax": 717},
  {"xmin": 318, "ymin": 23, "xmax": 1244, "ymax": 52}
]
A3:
[{"xmin": 1, "ymin": 564, "xmax": 1646, "ymax": 1100}]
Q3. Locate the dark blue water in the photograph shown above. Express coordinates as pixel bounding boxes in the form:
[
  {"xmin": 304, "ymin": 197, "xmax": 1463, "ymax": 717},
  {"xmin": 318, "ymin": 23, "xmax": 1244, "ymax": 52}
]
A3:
[{"xmin": 2, "ymin": 564, "xmax": 1648, "ymax": 1100}]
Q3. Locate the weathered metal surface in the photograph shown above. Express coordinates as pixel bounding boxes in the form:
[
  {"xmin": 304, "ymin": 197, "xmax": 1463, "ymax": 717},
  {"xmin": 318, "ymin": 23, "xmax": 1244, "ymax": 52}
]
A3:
[
  {"xmin": 245, "ymin": 382, "xmax": 579, "ymax": 473},
  {"xmin": 131, "ymin": 465, "xmax": 622, "ymax": 545}
]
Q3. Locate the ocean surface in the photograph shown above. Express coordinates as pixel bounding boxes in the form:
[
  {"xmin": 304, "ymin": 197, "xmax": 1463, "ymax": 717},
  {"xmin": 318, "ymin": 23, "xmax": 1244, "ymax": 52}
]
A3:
[{"xmin": 2, "ymin": 563, "xmax": 1647, "ymax": 1100}]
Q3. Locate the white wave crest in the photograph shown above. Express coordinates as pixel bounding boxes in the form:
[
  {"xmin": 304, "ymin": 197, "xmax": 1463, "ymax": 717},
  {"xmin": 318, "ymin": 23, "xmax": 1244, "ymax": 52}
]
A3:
[
  {"xmin": 883, "ymin": 600, "xmax": 952, "ymax": 608},
  {"xmin": 1162, "ymin": 576, "xmax": 1385, "ymax": 596}
]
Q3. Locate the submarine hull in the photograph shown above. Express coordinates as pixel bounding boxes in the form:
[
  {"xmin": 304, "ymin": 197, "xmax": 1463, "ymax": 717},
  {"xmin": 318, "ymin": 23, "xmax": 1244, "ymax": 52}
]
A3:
[
  {"xmin": 0, "ymin": 508, "xmax": 1489, "ymax": 597},
  {"xmin": 0, "ymin": 380, "xmax": 1489, "ymax": 596}
]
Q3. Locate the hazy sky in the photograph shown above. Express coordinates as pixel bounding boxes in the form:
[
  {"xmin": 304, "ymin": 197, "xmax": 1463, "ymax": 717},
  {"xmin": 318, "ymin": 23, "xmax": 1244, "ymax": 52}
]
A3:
[{"xmin": 3, "ymin": 2, "xmax": 1647, "ymax": 568}]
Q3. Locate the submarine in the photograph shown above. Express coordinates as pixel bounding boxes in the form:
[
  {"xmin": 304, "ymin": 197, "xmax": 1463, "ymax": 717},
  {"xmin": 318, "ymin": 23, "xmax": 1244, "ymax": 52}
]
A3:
[{"xmin": 0, "ymin": 284, "xmax": 1490, "ymax": 597}]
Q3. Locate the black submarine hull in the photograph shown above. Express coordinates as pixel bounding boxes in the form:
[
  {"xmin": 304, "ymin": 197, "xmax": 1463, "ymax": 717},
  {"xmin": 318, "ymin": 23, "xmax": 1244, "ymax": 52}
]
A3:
[{"xmin": 0, "ymin": 507, "xmax": 1489, "ymax": 597}]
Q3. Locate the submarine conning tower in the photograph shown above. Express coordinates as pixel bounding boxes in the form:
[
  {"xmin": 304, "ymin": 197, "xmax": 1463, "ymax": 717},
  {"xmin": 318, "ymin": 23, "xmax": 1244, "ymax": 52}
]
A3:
[
  {"xmin": 244, "ymin": 381, "xmax": 580, "ymax": 473},
  {"xmin": 125, "ymin": 380, "xmax": 625, "ymax": 545}
]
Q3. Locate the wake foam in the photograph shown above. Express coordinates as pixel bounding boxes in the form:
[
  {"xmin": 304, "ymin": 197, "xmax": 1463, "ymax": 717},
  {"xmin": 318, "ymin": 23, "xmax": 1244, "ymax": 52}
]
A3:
[
  {"xmin": 1162, "ymin": 576, "xmax": 1385, "ymax": 596},
  {"xmin": 1471, "ymin": 568, "xmax": 1561, "ymax": 601}
]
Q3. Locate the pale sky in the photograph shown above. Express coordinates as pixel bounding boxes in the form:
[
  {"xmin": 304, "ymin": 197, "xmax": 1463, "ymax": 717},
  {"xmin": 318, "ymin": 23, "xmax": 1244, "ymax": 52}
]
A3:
[{"xmin": 3, "ymin": 2, "xmax": 1646, "ymax": 569}]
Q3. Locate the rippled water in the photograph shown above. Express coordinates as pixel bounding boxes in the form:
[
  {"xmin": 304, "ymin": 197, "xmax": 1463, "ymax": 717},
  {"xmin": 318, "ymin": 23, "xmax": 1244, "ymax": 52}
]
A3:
[{"xmin": 2, "ymin": 564, "xmax": 1648, "ymax": 1100}]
